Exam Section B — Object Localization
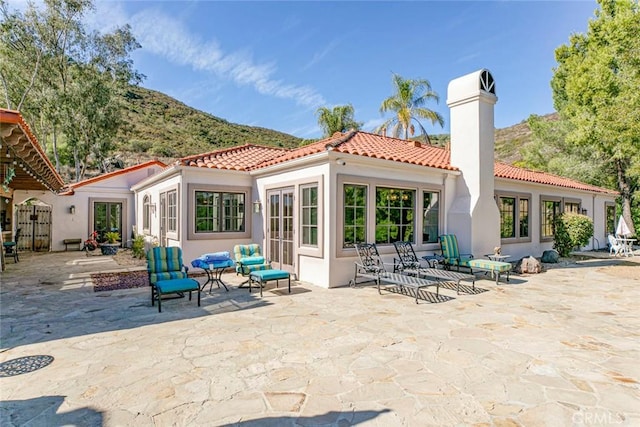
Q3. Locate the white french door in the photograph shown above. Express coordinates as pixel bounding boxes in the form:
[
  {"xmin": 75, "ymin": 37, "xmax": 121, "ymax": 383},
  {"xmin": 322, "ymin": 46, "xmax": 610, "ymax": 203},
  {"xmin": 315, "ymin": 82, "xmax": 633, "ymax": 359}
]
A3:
[{"xmin": 267, "ymin": 187, "xmax": 295, "ymax": 272}]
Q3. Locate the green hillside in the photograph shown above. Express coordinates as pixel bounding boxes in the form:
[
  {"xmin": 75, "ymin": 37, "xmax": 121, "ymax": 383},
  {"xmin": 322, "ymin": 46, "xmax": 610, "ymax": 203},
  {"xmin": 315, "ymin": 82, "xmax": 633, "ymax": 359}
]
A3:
[
  {"xmin": 115, "ymin": 84, "xmax": 553, "ymax": 167},
  {"xmin": 116, "ymin": 85, "xmax": 302, "ymax": 161},
  {"xmin": 429, "ymin": 113, "xmax": 559, "ymax": 165}
]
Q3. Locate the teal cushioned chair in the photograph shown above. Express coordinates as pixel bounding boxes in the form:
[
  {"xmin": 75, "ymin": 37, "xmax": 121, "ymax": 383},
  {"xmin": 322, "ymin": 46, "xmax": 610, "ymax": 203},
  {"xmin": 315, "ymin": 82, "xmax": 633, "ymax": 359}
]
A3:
[
  {"xmin": 439, "ymin": 234, "xmax": 474, "ymax": 271},
  {"xmin": 146, "ymin": 247, "xmax": 199, "ymax": 310},
  {"xmin": 233, "ymin": 244, "xmax": 272, "ymax": 284},
  {"xmin": 147, "ymin": 246, "xmax": 189, "ymax": 285}
]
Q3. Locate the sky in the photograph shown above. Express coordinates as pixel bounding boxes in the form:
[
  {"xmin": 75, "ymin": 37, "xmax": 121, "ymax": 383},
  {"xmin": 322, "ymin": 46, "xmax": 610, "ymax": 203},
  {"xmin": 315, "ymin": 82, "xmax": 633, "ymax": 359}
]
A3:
[{"xmin": 13, "ymin": 0, "xmax": 600, "ymax": 139}]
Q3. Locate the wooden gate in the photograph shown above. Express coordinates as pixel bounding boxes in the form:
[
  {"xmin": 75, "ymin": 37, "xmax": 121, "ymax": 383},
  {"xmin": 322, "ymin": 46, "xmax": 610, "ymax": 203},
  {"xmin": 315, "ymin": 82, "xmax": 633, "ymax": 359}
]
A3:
[{"xmin": 16, "ymin": 204, "xmax": 52, "ymax": 252}]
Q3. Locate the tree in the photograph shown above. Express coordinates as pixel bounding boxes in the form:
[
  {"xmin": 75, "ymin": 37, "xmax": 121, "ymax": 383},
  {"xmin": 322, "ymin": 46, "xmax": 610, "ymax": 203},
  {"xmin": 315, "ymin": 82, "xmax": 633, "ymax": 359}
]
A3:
[
  {"xmin": 551, "ymin": 0, "xmax": 640, "ymax": 235},
  {"xmin": 376, "ymin": 73, "xmax": 444, "ymax": 143},
  {"xmin": 316, "ymin": 104, "xmax": 362, "ymax": 137},
  {"xmin": 520, "ymin": 114, "xmax": 608, "ymax": 188},
  {"xmin": 0, "ymin": 0, "xmax": 141, "ymax": 181}
]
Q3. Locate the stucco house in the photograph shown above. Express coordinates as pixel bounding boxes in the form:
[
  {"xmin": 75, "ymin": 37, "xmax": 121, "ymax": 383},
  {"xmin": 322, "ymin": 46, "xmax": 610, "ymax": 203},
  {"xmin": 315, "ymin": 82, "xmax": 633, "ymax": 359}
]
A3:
[
  {"xmin": 2, "ymin": 70, "xmax": 619, "ymax": 281},
  {"xmin": 11, "ymin": 160, "xmax": 166, "ymax": 252},
  {"xmin": 129, "ymin": 70, "xmax": 618, "ymax": 288}
]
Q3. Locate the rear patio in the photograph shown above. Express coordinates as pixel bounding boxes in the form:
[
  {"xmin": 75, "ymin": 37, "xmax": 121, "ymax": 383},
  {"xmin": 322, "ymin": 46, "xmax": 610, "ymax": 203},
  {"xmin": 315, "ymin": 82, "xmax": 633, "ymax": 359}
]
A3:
[{"xmin": 1, "ymin": 251, "xmax": 639, "ymax": 426}]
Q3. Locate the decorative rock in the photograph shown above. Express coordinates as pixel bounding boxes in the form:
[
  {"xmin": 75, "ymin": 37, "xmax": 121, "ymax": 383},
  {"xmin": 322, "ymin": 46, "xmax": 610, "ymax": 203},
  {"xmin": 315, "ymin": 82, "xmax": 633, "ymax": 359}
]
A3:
[
  {"xmin": 516, "ymin": 256, "xmax": 542, "ymax": 274},
  {"xmin": 541, "ymin": 250, "xmax": 560, "ymax": 263}
]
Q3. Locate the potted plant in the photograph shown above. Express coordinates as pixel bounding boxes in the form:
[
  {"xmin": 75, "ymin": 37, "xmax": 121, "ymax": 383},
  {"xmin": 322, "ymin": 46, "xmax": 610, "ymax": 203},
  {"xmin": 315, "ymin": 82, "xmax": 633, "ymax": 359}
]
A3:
[{"xmin": 100, "ymin": 231, "xmax": 121, "ymax": 255}]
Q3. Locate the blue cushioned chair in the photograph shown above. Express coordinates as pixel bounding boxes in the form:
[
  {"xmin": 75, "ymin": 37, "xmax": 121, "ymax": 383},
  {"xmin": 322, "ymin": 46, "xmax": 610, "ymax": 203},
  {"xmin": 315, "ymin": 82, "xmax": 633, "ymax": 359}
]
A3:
[
  {"xmin": 233, "ymin": 244, "xmax": 272, "ymax": 284},
  {"xmin": 146, "ymin": 247, "xmax": 200, "ymax": 312},
  {"xmin": 439, "ymin": 234, "xmax": 474, "ymax": 271}
]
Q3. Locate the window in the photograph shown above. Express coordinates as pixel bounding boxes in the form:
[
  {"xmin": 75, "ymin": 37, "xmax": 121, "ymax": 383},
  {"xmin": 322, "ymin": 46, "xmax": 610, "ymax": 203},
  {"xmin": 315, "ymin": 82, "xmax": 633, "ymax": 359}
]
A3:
[
  {"xmin": 375, "ymin": 187, "xmax": 415, "ymax": 244},
  {"xmin": 499, "ymin": 197, "xmax": 516, "ymax": 238},
  {"xmin": 605, "ymin": 203, "xmax": 616, "ymax": 235},
  {"xmin": 343, "ymin": 184, "xmax": 367, "ymax": 247},
  {"xmin": 143, "ymin": 195, "xmax": 150, "ymax": 232},
  {"xmin": 423, "ymin": 191, "xmax": 439, "ymax": 244},
  {"xmin": 496, "ymin": 193, "xmax": 530, "ymax": 241},
  {"xmin": 541, "ymin": 198, "xmax": 561, "ymax": 239},
  {"xmin": 519, "ymin": 198, "xmax": 529, "ymax": 238},
  {"xmin": 94, "ymin": 201, "xmax": 122, "ymax": 242},
  {"xmin": 301, "ymin": 185, "xmax": 318, "ymax": 246},
  {"xmin": 167, "ymin": 190, "xmax": 177, "ymax": 233},
  {"xmin": 565, "ymin": 201, "xmax": 580, "ymax": 214},
  {"xmin": 195, "ymin": 191, "xmax": 245, "ymax": 233}
]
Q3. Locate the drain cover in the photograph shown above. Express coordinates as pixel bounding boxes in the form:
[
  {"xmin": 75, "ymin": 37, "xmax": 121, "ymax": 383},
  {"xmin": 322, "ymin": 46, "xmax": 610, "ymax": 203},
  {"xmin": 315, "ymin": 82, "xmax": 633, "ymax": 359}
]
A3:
[{"xmin": 0, "ymin": 355, "xmax": 54, "ymax": 377}]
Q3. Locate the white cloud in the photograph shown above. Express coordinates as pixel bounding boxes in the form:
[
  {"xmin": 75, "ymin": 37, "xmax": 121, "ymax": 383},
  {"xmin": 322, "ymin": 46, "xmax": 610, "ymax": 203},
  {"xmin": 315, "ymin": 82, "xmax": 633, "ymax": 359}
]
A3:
[
  {"xmin": 362, "ymin": 117, "xmax": 386, "ymax": 133},
  {"xmin": 125, "ymin": 8, "xmax": 325, "ymax": 109},
  {"xmin": 302, "ymin": 39, "xmax": 340, "ymax": 71},
  {"xmin": 287, "ymin": 123, "xmax": 322, "ymax": 139}
]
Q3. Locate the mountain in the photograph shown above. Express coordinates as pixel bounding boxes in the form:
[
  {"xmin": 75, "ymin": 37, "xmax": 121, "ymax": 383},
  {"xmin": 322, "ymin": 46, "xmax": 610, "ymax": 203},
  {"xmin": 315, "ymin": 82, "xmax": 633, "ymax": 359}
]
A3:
[
  {"xmin": 429, "ymin": 113, "xmax": 559, "ymax": 165},
  {"xmin": 494, "ymin": 113, "xmax": 559, "ymax": 164},
  {"xmin": 115, "ymin": 85, "xmax": 302, "ymax": 164},
  {"xmin": 115, "ymin": 84, "xmax": 554, "ymax": 167}
]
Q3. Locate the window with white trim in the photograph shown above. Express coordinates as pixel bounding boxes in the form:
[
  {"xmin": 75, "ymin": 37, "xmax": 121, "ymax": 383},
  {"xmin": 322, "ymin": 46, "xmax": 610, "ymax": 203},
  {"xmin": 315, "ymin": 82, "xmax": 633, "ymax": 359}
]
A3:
[
  {"xmin": 301, "ymin": 185, "xmax": 318, "ymax": 246},
  {"xmin": 143, "ymin": 195, "xmax": 151, "ymax": 232},
  {"xmin": 167, "ymin": 190, "xmax": 177, "ymax": 233}
]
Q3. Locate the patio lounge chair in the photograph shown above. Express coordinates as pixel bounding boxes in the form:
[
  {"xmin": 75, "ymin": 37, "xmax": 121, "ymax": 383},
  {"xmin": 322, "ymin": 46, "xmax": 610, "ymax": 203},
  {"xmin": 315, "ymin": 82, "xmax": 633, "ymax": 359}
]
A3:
[
  {"xmin": 392, "ymin": 241, "xmax": 423, "ymax": 274},
  {"xmin": 439, "ymin": 234, "xmax": 474, "ymax": 271},
  {"xmin": 351, "ymin": 242, "xmax": 439, "ymax": 303},
  {"xmin": 393, "ymin": 241, "xmax": 476, "ymax": 294},
  {"xmin": 233, "ymin": 244, "xmax": 272, "ymax": 285},
  {"xmin": 146, "ymin": 247, "xmax": 200, "ymax": 312},
  {"xmin": 608, "ymin": 234, "xmax": 624, "ymax": 257}
]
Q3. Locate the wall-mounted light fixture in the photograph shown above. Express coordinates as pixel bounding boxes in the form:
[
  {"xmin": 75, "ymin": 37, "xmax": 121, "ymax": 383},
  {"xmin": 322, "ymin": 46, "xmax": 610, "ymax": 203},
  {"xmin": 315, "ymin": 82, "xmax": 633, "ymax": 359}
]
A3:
[
  {"xmin": 581, "ymin": 208, "xmax": 588, "ymax": 215},
  {"xmin": 150, "ymin": 203, "xmax": 157, "ymax": 214},
  {"xmin": 253, "ymin": 200, "xmax": 262, "ymax": 213},
  {"xmin": 69, "ymin": 205, "xmax": 76, "ymax": 214}
]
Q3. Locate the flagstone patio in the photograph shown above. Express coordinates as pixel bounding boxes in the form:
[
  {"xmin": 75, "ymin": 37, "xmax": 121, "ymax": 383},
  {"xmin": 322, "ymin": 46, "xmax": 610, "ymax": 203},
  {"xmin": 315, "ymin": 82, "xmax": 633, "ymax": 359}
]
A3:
[{"xmin": 1, "ymin": 251, "xmax": 639, "ymax": 426}]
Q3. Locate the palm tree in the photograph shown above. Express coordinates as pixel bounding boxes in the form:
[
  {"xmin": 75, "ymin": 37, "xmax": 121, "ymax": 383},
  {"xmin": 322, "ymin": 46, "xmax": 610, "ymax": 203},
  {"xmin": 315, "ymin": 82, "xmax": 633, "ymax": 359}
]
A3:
[
  {"xmin": 376, "ymin": 73, "xmax": 444, "ymax": 143},
  {"xmin": 316, "ymin": 104, "xmax": 362, "ymax": 137}
]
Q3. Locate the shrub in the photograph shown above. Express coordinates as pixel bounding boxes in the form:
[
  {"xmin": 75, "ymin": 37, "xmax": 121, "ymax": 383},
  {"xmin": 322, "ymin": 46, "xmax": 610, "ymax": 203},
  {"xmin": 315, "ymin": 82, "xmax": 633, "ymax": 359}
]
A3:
[
  {"xmin": 553, "ymin": 213, "xmax": 593, "ymax": 257},
  {"xmin": 103, "ymin": 231, "xmax": 120, "ymax": 244},
  {"xmin": 131, "ymin": 234, "xmax": 145, "ymax": 259}
]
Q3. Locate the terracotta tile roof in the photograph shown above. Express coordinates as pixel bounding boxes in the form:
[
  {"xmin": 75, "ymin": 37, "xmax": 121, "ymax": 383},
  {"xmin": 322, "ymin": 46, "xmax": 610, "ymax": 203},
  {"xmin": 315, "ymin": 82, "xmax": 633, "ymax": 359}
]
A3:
[
  {"xmin": 59, "ymin": 160, "xmax": 167, "ymax": 195},
  {"xmin": 255, "ymin": 131, "xmax": 456, "ymax": 171},
  {"xmin": 179, "ymin": 144, "xmax": 287, "ymax": 171},
  {"xmin": 494, "ymin": 162, "xmax": 617, "ymax": 195},
  {"xmin": 176, "ymin": 131, "xmax": 615, "ymax": 196}
]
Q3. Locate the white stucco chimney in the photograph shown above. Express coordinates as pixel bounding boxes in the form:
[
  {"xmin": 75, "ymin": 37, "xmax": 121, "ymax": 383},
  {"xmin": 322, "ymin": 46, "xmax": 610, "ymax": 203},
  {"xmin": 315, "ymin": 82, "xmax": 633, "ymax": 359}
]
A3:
[{"xmin": 446, "ymin": 69, "xmax": 500, "ymax": 257}]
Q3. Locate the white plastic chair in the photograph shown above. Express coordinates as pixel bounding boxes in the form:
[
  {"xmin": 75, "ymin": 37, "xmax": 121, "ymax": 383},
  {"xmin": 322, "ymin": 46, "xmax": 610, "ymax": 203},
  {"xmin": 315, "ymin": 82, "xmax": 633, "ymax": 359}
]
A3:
[{"xmin": 608, "ymin": 234, "xmax": 624, "ymax": 256}]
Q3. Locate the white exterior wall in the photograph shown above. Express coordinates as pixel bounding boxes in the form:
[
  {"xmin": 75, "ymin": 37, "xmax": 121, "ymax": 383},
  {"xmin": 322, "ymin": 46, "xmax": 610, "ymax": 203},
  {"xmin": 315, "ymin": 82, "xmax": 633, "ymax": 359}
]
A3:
[
  {"xmin": 182, "ymin": 168, "xmax": 254, "ymax": 264},
  {"xmin": 447, "ymin": 69, "xmax": 501, "ymax": 257},
  {"xmin": 326, "ymin": 153, "xmax": 458, "ymax": 288},
  {"xmin": 255, "ymin": 161, "xmax": 331, "ymax": 287},
  {"xmin": 495, "ymin": 180, "xmax": 616, "ymax": 259},
  {"xmin": 13, "ymin": 165, "xmax": 162, "ymax": 251},
  {"xmin": 133, "ymin": 166, "xmax": 255, "ymax": 265}
]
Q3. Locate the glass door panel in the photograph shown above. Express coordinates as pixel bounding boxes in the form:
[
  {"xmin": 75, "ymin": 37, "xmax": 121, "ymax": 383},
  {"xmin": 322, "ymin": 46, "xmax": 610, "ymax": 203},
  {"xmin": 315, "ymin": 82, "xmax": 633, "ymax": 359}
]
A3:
[
  {"xmin": 93, "ymin": 202, "xmax": 122, "ymax": 243},
  {"xmin": 267, "ymin": 188, "xmax": 294, "ymax": 272}
]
